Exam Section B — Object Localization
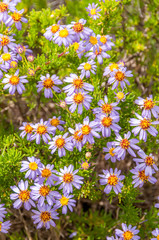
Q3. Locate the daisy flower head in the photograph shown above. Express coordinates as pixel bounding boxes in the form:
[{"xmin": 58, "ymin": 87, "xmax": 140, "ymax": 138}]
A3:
[
  {"xmin": 56, "ymin": 164, "xmax": 84, "ymax": 194},
  {"xmin": 31, "ymin": 119, "xmax": 55, "ymax": 144},
  {"xmin": 37, "ymin": 73, "xmax": 62, "ymax": 98},
  {"xmin": 135, "ymin": 95, "xmax": 159, "ymax": 119},
  {"xmin": 84, "ymin": 33, "xmax": 100, "ymax": 52},
  {"xmin": 98, "ymin": 34, "xmax": 115, "ymax": 50},
  {"xmin": 54, "ymin": 193, "xmax": 76, "ymax": 214},
  {"xmin": 0, "ymin": 202, "xmax": 7, "ymax": 221},
  {"xmin": 63, "ymin": 73, "xmax": 94, "ymax": 96},
  {"xmin": 49, "ymin": 116, "xmax": 65, "ymax": 132},
  {"xmin": 73, "ymin": 41, "xmax": 86, "ymax": 59},
  {"xmin": 10, "ymin": 180, "xmax": 35, "ymax": 210},
  {"xmin": 0, "ymin": 34, "xmax": 16, "ymax": 52},
  {"xmin": 10, "ymin": 60, "xmax": 18, "ymax": 68},
  {"xmin": 113, "ymin": 131, "xmax": 140, "ymax": 160},
  {"xmin": 6, "ymin": 9, "xmax": 28, "ymax": 30},
  {"xmin": 0, "ymin": 51, "xmax": 17, "ymax": 68},
  {"xmin": 133, "ymin": 150, "xmax": 158, "ymax": 176},
  {"xmin": 108, "ymin": 67, "xmax": 133, "ymax": 90},
  {"xmin": 85, "ymin": 45, "xmax": 110, "ymax": 65},
  {"xmin": 115, "ymin": 223, "xmax": 140, "ymax": 240},
  {"xmin": 36, "ymin": 164, "xmax": 58, "ymax": 186},
  {"xmin": 19, "ymin": 122, "xmax": 34, "ymax": 141},
  {"xmin": 129, "ymin": 113, "xmax": 159, "ymax": 142},
  {"xmin": 114, "ymin": 91, "xmax": 128, "ymax": 102},
  {"xmin": 44, "ymin": 23, "xmax": 60, "ymax": 41},
  {"xmin": 86, "ymin": 3, "xmax": 101, "ymax": 20},
  {"xmin": 0, "ymin": 0, "xmax": 16, "ymax": 23},
  {"xmin": 77, "ymin": 60, "xmax": 97, "ymax": 78},
  {"xmin": 65, "ymin": 90, "xmax": 93, "ymax": 114},
  {"xmin": 20, "ymin": 156, "xmax": 42, "ymax": 180},
  {"xmin": 14, "ymin": 44, "xmax": 32, "ymax": 60},
  {"xmin": 103, "ymin": 62, "xmax": 120, "ymax": 76},
  {"xmin": 68, "ymin": 123, "xmax": 84, "ymax": 152},
  {"xmin": 103, "ymin": 142, "xmax": 120, "ymax": 163},
  {"xmin": 0, "ymin": 220, "xmax": 11, "ymax": 234},
  {"xmin": 48, "ymin": 132, "xmax": 74, "ymax": 157},
  {"xmin": 2, "ymin": 69, "xmax": 28, "ymax": 95},
  {"xmin": 151, "ymin": 228, "xmax": 159, "ymax": 240},
  {"xmin": 93, "ymin": 95, "xmax": 120, "ymax": 116},
  {"xmin": 130, "ymin": 166, "xmax": 157, "ymax": 188},
  {"xmin": 99, "ymin": 168, "xmax": 125, "ymax": 194},
  {"xmin": 32, "ymin": 204, "xmax": 59, "ymax": 229},
  {"xmin": 80, "ymin": 159, "xmax": 90, "ymax": 170},
  {"xmin": 53, "ymin": 26, "xmax": 75, "ymax": 47}
]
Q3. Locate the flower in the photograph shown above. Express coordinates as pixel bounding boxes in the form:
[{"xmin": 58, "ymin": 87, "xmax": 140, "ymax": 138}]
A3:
[
  {"xmin": 0, "ymin": 220, "xmax": 11, "ymax": 234},
  {"xmin": 54, "ymin": 193, "xmax": 76, "ymax": 214},
  {"xmin": 86, "ymin": 3, "xmax": 101, "ymax": 20},
  {"xmin": 31, "ymin": 119, "xmax": 55, "ymax": 144},
  {"xmin": 37, "ymin": 74, "xmax": 62, "ymax": 98},
  {"xmin": 53, "ymin": 26, "xmax": 75, "ymax": 47},
  {"xmin": 32, "ymin": 204, "xmax": 59, "ymax": 229},
  {"xmin": 84, "ymin": 33, "xmax": 100, "ymax": 52},
  {"xmin": 65, "ymin": 90, "xmax": 93, "ymax": 114},
  {"xmin": 129, "ymin": 113, "xmax": 159, "ymax": 142},
  {"xmin": 56, "ymin": 164, "xmax": 84, "ymax": 193},
  {"xmin": 0, "ymin": 51, "xmax": 17, "ymax": 68},
  {"xmin": 103, "ymin": 62, "xmax": 120, "ymax": 76},
  {"xmin": 151, "ymin": 228, "xmax": 159, "ymax": 240},
  {"xmin": 2, "ymin": 69, "xmax": 28, "ymax": 94},
  {"xmin": 0, "ymin": 202, "xmax": 7, "ymax": 221},
  {"xmin": 0, "ymin": 0, "xmax": 16, "ymax": 23},
  {"xmin": 99, "ymin": 168, "xmax": 125, "ymax": 194},
  {"xmin": 85, "ymin": 45, "xmax": 110, "ymax": 65},
  {"xmin": 108, "ymin": 67, "xmax": 133, "ymax": 90},
  {"xmin": 63, "ymin": 73, "xmax": 94, "ymax": 96},
  {"xmin": 114, "ymin": 91, "xmax": 127, "ymax": 102},
  {"xmin": 10, "ymin": 180, "xmax": 35, "ymax": 210},
  {"xmin": 27, "ymin": 54, "xmax": 34, "ymax": 62},
  {"xmin": 80, "ymin": 160, "xmax": 90, "ymax": 170},
  {"xmin": 77, "ymin": 60, "xmax": 97, "ymax": 78},
  {"xmin": 103, "ymin": 142, "xmax": 120, "ymax": 162},
  {"xmin": 20, "ymin": 156, "xmax": 42, "ymax": 180},
  {"xmin": 115, "ymin": 223, "xmax": 140, "ymax": 240},
  {"xmin": 36, "ymin": 164, "xmax": 58, "ymax": 186},
  {"xmin": 133, "ymin": 150, "xmax": 158, "ymax": 176},
  {"xmin": 49, "ymin": 116, "xmax": 65, "ymax": 132},
  {"xmin": 0, "ymin": 34, "xmax": 16, "ymax": 52},
  {"xmin": 6, "ymin": 9, "xmax": 28, "ymax": 30},
  {"xmin": 68, "ymin": 123, "xmax": 84, "ymax": 152},
  {"xmin": 19, "ymin": 122, "xmax": 34, "ymax": 140},
  {"xmin": 44, "ymin": 23, "xmax": 60, "ymax": 41},
  {"xmin": 98, "ymin": 34, "xmax": 115, "ymax": 50},
  {"xmin": 48, "ymin": 132, "xmax": 74, "ymax": 157},
  {"xmin": 135, "ymin": 95, "xmax": 159, "ymax": 119},
  {"xmin": 73, "ymin": 41, "xmax": 86, "ymax": 58}
]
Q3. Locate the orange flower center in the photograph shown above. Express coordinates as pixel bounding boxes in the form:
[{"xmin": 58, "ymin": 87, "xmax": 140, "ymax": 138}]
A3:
[
  {"xmin": 0, "ymin": 2, "xmax": 8, "ymax": 12},
  {"xmin": 143, "ymin": 99, "xmax": 155, "ymax": 110},
  {"xmin": 117, "ymin": 92, "xmax": 124, "ymax": 100},
  {"xmin": 89, "ymin": 36, "xmax": 98, "ymax": 45},
  {"xmin": 100, "ymin": 36, "xmax": 107, "ymax": 44},
  {"xmin": 73, "ymin": 22, "xmax": 84, "ymax": 32},
  {"xmin": 102, "ymin": 103, "xmax": 112, "ymax": 114},
  {"xmin": 55, "ymin": 137, "xmax": 65, "ymax": 148},
  {"xmin": 59, "ymin": 29, "xmax": 69, "ymax": 38},
  {"xmin": 74, "ymin": 130, "xmax": 83, "ymax": 142},
  {"xmin": 41, "ymin": 168, "xmax": 51, "ymax": 178},
  {"xmin": 138, "ymin": 170, "xmax": 149, "ymax": 181},
  {"xmin": 40, "ymin": 211, "xmax": 51, "ymax": 223},
  {"xmin": 73, "ymin": 77, "xmax": 83, "ymax": 89},
  {"xmin": 19, "ymin": 190, "xmax": 30, "ymax": 202},
  {"xmin": 81, "ymin": 125, "xmax": 91, "ymax": 135},
  {"xmin": 1, "ymin": 53, "xmax": 11, "ymax": 61},
  {"xmin": 51, "ymin": 24, "xmax": 59, "ymax": 33},
  {"xmin": 63, "ymin": 173, "xmax": 73, "ymax": 183},
  {"xmin": 43, "ymin": 78, "xmax": 54, "ymax": 88},
  {"xmin": 140, "ymin": 119, "xmax": 151, "ymax": 130},
  {"xmin": 108, "ymin": 174, "xmax": 118, "ymax": 186},
  {"xmin": 0, "ymin": 36, "xmax": 10, "ymax": 46},
  {"xmin": 115, "ymin": 71, "xmax": 125, "ymax": 81},
  {"xmin": 50, "ymin": 118, "xmax": 60, "ymax": 127},
  {"xmin": 120, "ymin": 139, "xmax": 130, "ymax": 149},
  {"xmin": 25, "ymin": 124, "xmax": 33, "ymax": 134},
  {"xmin": 95, "ymin": 47, "xmax": 102, "ymax": 55},
  {"xmin": 101, "ymin": 116, "xmax": 112, "ymax": 127},
  {"xmin": 145, "ymin": 156, "xmax": 154, "ymax": 166},
  {"xmin": 109, "ymin": 63, "xmax": 119, "ymax": 72},
  {"xmin": 90, "ymin": 9, "xmax": 96, "ymax": 15},
  {"xmin": 81, "ymin": 162, "xmax": 89, "ymax": 170},
  {"xmin": 29, "ymin": 162, "xmax": 38, "ymax": 171},
  {"xmin": 39, "ymin": 185, "xmax": 50, "ymax": 196},
  {"xmin": 12, "ymin": 12, "xmax": 21, "ymax": 22},
  {"xmin": 60, "ymin": 196, "xmax": 69, "ymax": 206},
  {"xmin": 109, "ymin": 147, "xmax": 115, "ymax": 156},
  {"xmin": 73, "ymin": 92, "xmax": 85, "ymax": 104},
  {"xmin": 157, "ymin": 235, "xmax": 159, "ymax": 240},
  {"xmin": 84, "ymin": 63, "xmax": 92, "ymax": 70},
  {"xmin": 123, "ymin": 231, "xmax": 134, "ymax": 240},
  {"xmin": 9, "ymin": 76, "xmax": 20, "ymax": 85},
  {"xmin": 37, "ymin": 125, "xmax": 47, "ymax": 135}
]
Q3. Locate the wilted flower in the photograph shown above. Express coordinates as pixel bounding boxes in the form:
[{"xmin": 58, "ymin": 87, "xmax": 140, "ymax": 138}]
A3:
[{"xmin": 80, "ymin": 160, "xmax": 90, "ymax": 170}]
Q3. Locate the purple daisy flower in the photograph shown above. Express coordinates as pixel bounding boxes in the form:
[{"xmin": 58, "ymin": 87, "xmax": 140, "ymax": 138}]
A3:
[
  {"xmin": 49, "ymin": 116, "xmax": 65, "ymax": 132},
  {"xmin": 84, "ymin": 32, "xmax": 100, "ymax": 52},
  {"xmin": 73, "ymin": 41, "xmax": 86, "ymax": 58},
  {"xmin": 63, "ymin": 73, "xmax": 94, "ymax": 96},
  {"xmin": 86, "ymin": 3, "xmax": 101, "ymax": 20},
  {"xmin": 0, "ymin": 51, "xmax": 17, "ymax": 69},
  {"xmin": 85, "ymin": 45, "xmax": 110, "ymax": 64},
  {"xmin": 0, "ymin": 220, "xmax": 11, "ymax": 234},
  {"xmin": 113, "ymin": 131, "xmax": 140, "ymax": 160},
  {"xmin": 103, "ymin": 62, "xmax": 121, "ymax": 76},
  {"xmin": 68, "ymin": 123, "xmax": 84, "ymax": 152},
  {"xmin": 20, "ymin": 156, "xmax": 41, "ymax": 180},
  {"xmin": 53, "ymin": 26, "xmax": 75, "ymax": 47},
  {"xmin": 65, "ymin": 90, "xmax": 93, "ymax": 114},
  {"xmin": 115, "ymin": 223, "xmax": 140, "ymax": 240},
  {"xmin": 14, "ymin": 44, "xmax": 32, "ymax": 60},
  {"xmin": 0, "ymin": 202, "xmax": 7, "ymax": 221},
  {"xmin": 97, "ymin": 34, "xmax": 115, "ymax": 50},
  {"xmin": 0, "ymin": 0, "xmax": 16, "ymax": 23},
  {"xmin": 95, "ymin": 113, "xmax": 121, "ymax": 137},
  {"xmin": 135, "ymin": 95, "xmax": 159, "ymax": 119},
  {"xmin": 10, "ymin": 180, "xmax": 35, "ymax": 210},
  {"xmin": 54, "ymin": 193, "xmax": 76, "ymax": 214},
  {"xmin": 37, "ymin": 73, "xmax": 62, "ymax": 98},
  {"xmin": 56, "ymin": 164, "xmax": 84, "ymax": 194},
  {"xmin": 36, "ymin": 164, "xmax": 58, "ymax": 186},
  {"xmin": 108, "ymin": 67, "xmax": 133, "ymax": 90},
  {"xmin": 32, "ymin": 204, "xmax": 59, "ymax": 229},
  {"xmin": 48, "ymin": 132, "xmax": 74, "ymax": 157},
  {"xmin": 0, "ymin": 63, "xmax": 7, "ymax": 79},
  {"xmin": 31, "ymin": 119, "xmax": 55, "ymax": 144},
  {"xmin": 114, "ymin": 91, "xmax": 128, "ymax": 102},
  {"xmin": 77, "ymin": 60, "xmax": 97, "ymax": 78},
  {"xmin": 133, "ymin": 150, "xmax": 158, "ymax": 176},
  {"xmin": 99, "ymin": 168, "xmax": 125, "ymax": 194},
  {"xmin": 130, "ymin": 167, "xmax": 157, "ymax": 188},
  {"xmin": 103, "ymin": 142, "xmax": 120, "ymax": 162},
  {"xmin": 44, "ymin": 23, "xmax": 60, "ymax": 41},
  {"xmin": 129, "ymin": 113, "xmax": 159, "ymax": 142},
  {"xmin": 0, "ymin": 34, "xmax": 16, "ymax": 52},
  {"xmin": 80, "ymin": 159, "xmax": 90, "ymax": 170},
  {"xmin": 93, "ymin": 95, "xmax": 120, "ymax": 116},
  {"xmin": 151, "ymin": 228, "xmax": 159, "ymax": 240},
  {"xmin": 6, "ymin": 9, "xmax": 28, "ymax": 30},
  {"xmin": 19, "ymin": 122, "xmax": 34, "ymax": 140},
  {"xmin": 2, "ymin": 69, "xmax": 28, "ymax": 94}
]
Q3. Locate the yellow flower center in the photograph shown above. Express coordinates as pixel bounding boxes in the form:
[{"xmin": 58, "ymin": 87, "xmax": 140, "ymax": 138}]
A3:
[
  {"xmin": 157, "ymin": 235, "xmax": 159, "ymax": 240},
  {"xmin": 50, "ymin": 118, "xmax": 60, "ymax": 127},
  {"xmin": 123, "ymin": 230, "xmax": 134, "ymax": 240},
  {"xmin": 1, "ymin": 53, "xmax": 11, "ymax": 61},
  {"xmin": 89, "ymin": 36, "xmax": 98, "ymax": 45},
  {"xmin": 55, "ymin": 137, "xmax": 65, "ymax": 148},
  {"xmin": 9, "ymin": 76, "xmax": 20, "ymax": 85},
  {"xmin": 51, "ymin": 24, "xmax": 59, "ymax": 33},
  {"xmin": 73, "ymin": 22, "xmax": 84, "ymax": 32},
  {"xmin": 90, "ymin": 8, "xmax": 96, "ymax": 15},
  {"xmin": 109, "ymin": 63, "xmax": 119, "ymax": 72},
  {"xmin": 63, "ymin": 173, "xmax": 73, "ymax": 183},
  {"xmin": 41, "ymin": 168, "xmax": 51, "ymax": 178},
  {"xmin": 0, "ymin": 223, "xmax": 1, "ymax": 231},
  {"xmin": 73, "ymin": 92, "xmax": 85, "ymax": 104},
  {"xmin": 60, "ymin": 196, "xmax": 69, "ymax": 206},
  {"xmin": 81, "ymin": 125, "xmax": 91, "ymax": 135},
  {"xmin": 115, "ymin": 71, "xmax": 125, "ymax": 82},
  {"xmin": 81, "ymin": 162, "xmax": 89, "ymax": 170},
  {"xmin": 143, "ymin": 99, "xmax": 155, "ymax": 110},
  {"xmin": 138, "ymin": 170, "xmax": 149, "ymax": 181},
  {"xmin": 117, "ymin": 92, "xmax": 125, "ymax": 100},
  {"xmin": 140, "ymin": 119, "xmax": 151, "ymax": 130},
  {"xmin": 101, "ymin": 116, "xmax": 112, "ymax": 127},
  {"xmin": 24, "ymin": 124, "xmax": 33, "ymax": 134},
  {"xmin": 109, "ymin": 147, "xmax": 115, "ymax": 156},
  {"xmin": 19, "ymin": 190, "xmax": 30, "ymax": 202},
  {"xmin": 108, "ymin": 174, "xmax": 118, "ymax": 186},
  {"xmin": 59, "ymin": 29, "xmax": 69, "ymax": 38},
  {"xmin": 28, "ymin": 68, "xmax": 35, "ymax": 76},
  {"xmin": 100, "ymin": 36, "xmax": 107, "ymax": 44},
  {"xmin": 37, "ymin": 125, "xmax": 47, "ymax": 135},
  {"xmin": 40, "ymin": 211, "xmax": 51, "ymax": 223},
  {"xmin": 74, "ymin": 130, "xmax": 83, "ymax": 142},
  {"xmin": 29, "ymin": 162, "xmax": 38, "ymax": 171},
  {"xmin": 84, "ymin": 63, "xmax": 92, "ymax": 70},
  {"xmin": 43, "ymin": 78, "xmax": 54, "ymax": 88},
  {"xmin": 0, "ymin": 2, "xmax": 8, "ymax": 12},
  {"xmin": 102, "ymin": 103, "xmax": 112, "ymax": 114},
  {"xmin": 120, "ymin": 138, "xmax": 130, "ymax": 149},
  {"xmin": 145, "ymin": 156, "xmax": 154, "ymax": 166},
  {"xmin": 95, "ymin": 47, "xmax": 102, "ymax": 55},
  {"xmin": 73, "ymin": 42, "xmax": 79, "ymax": 51},
  {"xmin": 73, "ymin": 77, "xmax": 83, "ymax": 89},
  {"xmin": 39, "ymin": 185, "xmax": 50, "ymax": 196},
  {"xmin": 12, "ymin": 12, "xmax": 21, "ymax": 22},
  {"xmin": 10, "ymin": 61, "xmax": 18, "ymax": 68},
  {"xmin": 0, "ymin": 36, "xmax": 10, "ymax": 46}
]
